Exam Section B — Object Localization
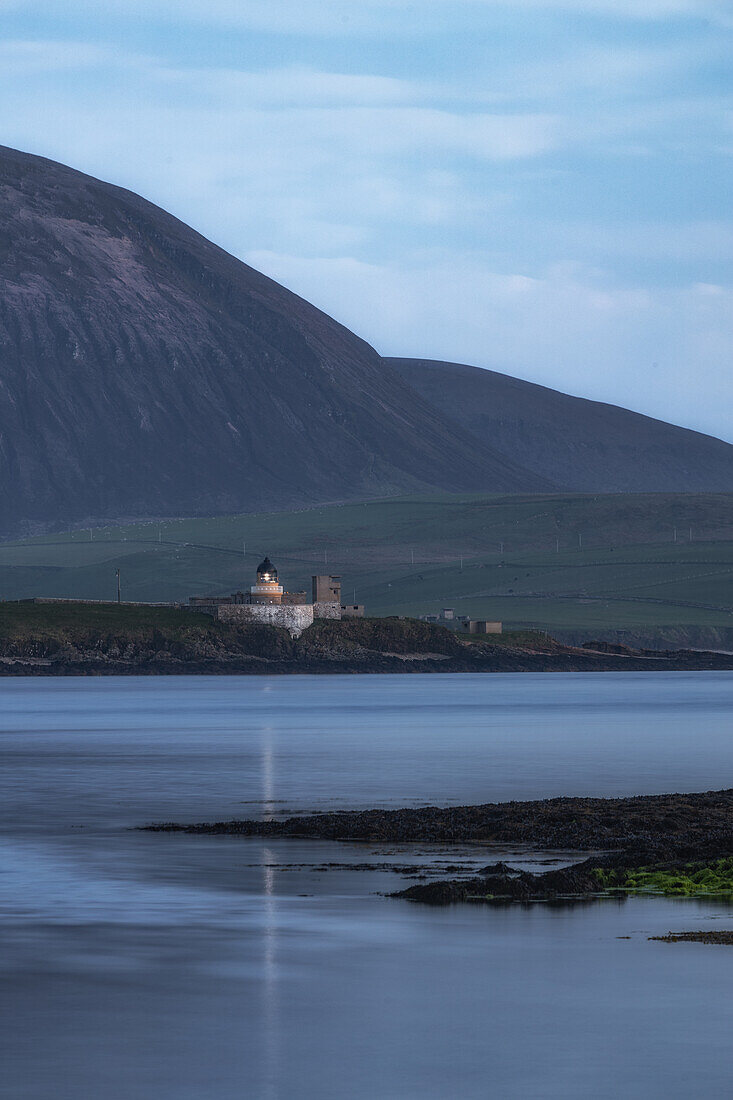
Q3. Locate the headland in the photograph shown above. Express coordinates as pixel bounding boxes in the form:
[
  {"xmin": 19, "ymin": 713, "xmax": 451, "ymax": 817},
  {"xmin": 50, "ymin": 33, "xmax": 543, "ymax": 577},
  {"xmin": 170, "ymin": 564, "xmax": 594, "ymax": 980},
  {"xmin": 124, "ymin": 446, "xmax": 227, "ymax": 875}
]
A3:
[{"xmin": 1, "ymin": 600, "xmax": 733, "ymax": 675}]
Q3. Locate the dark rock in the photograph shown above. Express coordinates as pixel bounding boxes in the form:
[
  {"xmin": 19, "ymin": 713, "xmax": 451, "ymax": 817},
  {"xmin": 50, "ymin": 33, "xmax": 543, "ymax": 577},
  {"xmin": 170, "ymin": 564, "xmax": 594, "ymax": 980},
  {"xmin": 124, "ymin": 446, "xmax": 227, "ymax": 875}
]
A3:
[
  {"xmin": 649, "ymin": 931, "xmax": 733, "ymax": 944},
  {"xmin": 155, "ymin": 789, "xmax": 733, "ymax": 851},
  {"xmin": 394, "ymin": 864, "xmax": 600, "ymax": 906}
]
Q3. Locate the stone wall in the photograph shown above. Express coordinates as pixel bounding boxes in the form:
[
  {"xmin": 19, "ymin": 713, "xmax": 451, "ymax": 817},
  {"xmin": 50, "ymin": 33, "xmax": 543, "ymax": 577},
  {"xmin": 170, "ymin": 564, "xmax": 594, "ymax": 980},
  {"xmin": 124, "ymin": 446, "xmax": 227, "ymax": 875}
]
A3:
[
  {"xmin": 186, "ymin": 591, "xmax": 343, "ymax": 636},
  {"xmin": 215, "ymin": 603, "xmax": 314, "ymax": 638},
  {"xmin": 313, "ymin": 601, "xmax": 341, "ymax": 620},
  {"xmin": 281, "ymin": 591, "xmax": 308, "ymax": 606}
]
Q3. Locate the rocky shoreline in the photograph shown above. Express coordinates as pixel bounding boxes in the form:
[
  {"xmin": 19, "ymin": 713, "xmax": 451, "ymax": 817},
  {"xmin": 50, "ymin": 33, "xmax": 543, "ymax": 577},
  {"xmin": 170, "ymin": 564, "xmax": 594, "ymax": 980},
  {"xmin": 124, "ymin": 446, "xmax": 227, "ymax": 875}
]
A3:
[
  {"xmin": 2, "ymin": 608, "xmax": 733, "ymax": 675},
  {"xmin": 145, "ymin": 789, "xmax": 733, "ymax": 906},
  {"xmin": 649, "ymin": 931, "xmax": 733, "ymax": 944}
]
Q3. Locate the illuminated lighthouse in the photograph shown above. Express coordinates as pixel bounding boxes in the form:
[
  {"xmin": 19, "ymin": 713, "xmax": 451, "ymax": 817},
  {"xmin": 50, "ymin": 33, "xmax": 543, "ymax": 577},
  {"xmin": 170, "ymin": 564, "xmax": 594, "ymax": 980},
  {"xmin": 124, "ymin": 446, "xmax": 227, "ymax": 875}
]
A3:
[
  {"xmin": 188, "ymin": 554, "xmax": 364, "ymax": 634},
  {"xmin": 249, "ymin": 556, "xmax": 283, "ymax": 605}
]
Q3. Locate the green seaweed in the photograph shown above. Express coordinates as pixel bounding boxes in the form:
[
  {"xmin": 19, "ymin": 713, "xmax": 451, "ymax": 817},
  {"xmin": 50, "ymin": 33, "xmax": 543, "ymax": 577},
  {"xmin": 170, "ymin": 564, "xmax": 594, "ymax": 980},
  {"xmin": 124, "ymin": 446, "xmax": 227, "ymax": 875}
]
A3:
[{"xmin": 592, "ymin": 858, "xmax": 733, "ymax": 898}]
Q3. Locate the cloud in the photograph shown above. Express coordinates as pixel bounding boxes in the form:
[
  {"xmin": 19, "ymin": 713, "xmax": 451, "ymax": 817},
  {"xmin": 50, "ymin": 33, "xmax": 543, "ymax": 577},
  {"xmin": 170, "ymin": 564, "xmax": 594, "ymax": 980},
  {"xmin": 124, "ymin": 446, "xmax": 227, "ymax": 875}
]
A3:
[
  {"xmin": 0, "ymin": 40, "xmax": 118, "ymax": 73},
  {"xmin": 476, "ymin": 43, "xmax": 712, "ymax": 105},
  {"xmin": 279, "ymin": 107, "xmax": 561, "ymax": 160},
  {"xmin": 0, "ymin": 38, "xmax": 727, "ymax": 268},
  {"xmin": 6, "ymin": 0, "xmax": 733, "ymax": 35},
  {"xmin": 554, "ymin": 221, "xmax": 733, "ymax": 265},
  {"xmin": 0, "ymin": 43, "xmax": 556, "ymax": 160},
  {"xmin": 1, "ymin": 36, "xmax": 722, "ymax": 166},
  {"xmin": 0, "ymin": 17, "xmax": 729, "ymax": 442},
  {"xmin": 0, "ymin": 48, "xmax": 563, "ymax": 209},
  {"xmin": 194, "ymin": 68, "xmax": 417, "ymax": 108}
]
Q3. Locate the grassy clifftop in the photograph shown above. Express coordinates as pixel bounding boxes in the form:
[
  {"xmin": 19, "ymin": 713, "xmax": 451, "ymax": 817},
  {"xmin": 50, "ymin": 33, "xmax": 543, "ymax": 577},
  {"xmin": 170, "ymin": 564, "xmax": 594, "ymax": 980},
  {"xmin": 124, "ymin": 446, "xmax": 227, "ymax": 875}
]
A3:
[
  {"xmin": 0, "ymin": 604, "xmax": 478, "ymax": 673},
  {"xmin": 0, "ymin": 602, "xmax": 293, "ymax": 666},
  {"xmin": 1, "ymin": 602, "xmax": 732, "ymax": 675},
  {"xmin": 0, "ymin": 601, "xmax": 208, "ymax": 640}
]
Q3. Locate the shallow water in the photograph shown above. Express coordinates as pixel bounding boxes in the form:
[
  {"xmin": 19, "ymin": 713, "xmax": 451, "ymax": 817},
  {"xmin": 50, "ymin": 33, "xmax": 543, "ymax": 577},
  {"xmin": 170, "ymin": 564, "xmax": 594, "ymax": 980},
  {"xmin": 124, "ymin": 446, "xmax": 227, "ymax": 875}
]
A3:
[{"xmin": 2, "ymin": 672, "xmax": 733, "ymax": 1098}]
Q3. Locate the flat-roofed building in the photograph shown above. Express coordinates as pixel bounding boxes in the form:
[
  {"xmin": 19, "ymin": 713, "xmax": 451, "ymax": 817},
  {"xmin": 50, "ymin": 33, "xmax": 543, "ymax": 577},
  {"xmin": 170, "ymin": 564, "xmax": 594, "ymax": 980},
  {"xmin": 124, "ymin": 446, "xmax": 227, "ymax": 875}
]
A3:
[{"xmin": 463, "ymin": 620, "xmax": 502, "ymax": 635}]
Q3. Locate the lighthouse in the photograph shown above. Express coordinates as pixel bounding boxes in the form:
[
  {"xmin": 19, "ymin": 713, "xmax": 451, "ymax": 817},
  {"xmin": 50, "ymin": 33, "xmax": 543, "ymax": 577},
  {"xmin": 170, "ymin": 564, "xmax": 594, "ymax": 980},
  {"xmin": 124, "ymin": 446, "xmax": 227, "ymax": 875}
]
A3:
[{"xmin": 249, "ymin": 557, "xmax": 284, "ymax": 604}]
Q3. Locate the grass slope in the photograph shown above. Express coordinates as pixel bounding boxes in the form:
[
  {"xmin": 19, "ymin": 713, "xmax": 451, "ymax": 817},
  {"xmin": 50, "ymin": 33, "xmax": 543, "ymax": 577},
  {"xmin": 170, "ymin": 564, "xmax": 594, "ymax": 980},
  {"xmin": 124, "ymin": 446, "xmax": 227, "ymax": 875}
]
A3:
[{"xmin": 1, "ymin": 492, "xmax": 732, "ymax": 644}]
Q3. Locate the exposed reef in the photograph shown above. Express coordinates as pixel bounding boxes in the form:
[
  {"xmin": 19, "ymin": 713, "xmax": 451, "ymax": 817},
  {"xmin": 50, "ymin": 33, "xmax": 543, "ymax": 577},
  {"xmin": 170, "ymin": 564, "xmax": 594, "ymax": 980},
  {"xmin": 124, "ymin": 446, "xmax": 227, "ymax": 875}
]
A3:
[
  {"xmin": 145, "ymin": 789, "xmax": 733, "ymax": 851},
  {"xmin": 649, "ymin": 931, "xmax": 733, "ymax": 944},
  {"xmin": 395, "ymin": 855, "xmax": 733, "ymax": 906},
  {"xmin": 145, "ymin": 789, "xmax": 733, "ymax": 906}
]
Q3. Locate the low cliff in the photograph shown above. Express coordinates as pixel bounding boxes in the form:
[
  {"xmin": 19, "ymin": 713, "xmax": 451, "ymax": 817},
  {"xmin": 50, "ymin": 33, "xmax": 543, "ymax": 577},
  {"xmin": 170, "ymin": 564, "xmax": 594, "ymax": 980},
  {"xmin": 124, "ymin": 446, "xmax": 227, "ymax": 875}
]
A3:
[{"xmin": 1, "ymin": 603, "xmax": 732, "ymax": 675}]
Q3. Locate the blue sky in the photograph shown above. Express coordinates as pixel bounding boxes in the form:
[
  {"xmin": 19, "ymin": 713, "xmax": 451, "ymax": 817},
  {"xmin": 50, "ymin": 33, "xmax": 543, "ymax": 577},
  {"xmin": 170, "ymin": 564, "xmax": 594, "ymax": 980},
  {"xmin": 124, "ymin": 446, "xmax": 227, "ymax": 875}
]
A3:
[{"xmin": 1, "ymin": 0, "xmax": 732, "ymax": 438}]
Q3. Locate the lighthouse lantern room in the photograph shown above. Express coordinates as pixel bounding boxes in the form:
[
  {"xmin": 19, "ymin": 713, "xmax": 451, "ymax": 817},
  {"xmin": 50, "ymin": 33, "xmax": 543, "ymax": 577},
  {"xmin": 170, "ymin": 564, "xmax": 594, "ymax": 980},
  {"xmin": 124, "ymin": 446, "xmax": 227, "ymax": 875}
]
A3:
[{"xmin": 250, "ymin": 556, "xmax": 284, "ymax": 604}]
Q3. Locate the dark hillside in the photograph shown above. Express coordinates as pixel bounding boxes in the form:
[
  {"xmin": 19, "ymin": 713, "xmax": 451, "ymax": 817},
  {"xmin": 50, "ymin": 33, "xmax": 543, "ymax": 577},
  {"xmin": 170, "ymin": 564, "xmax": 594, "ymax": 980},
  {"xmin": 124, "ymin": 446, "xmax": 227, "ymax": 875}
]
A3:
[
  {"xmin": 3, "ymin": 143, "xmax": 733, "ymax": 537},
  {"xmin": 389, "ymin": 358, "xmax": 733, "ymax": 492},
  {"xmin": 0, "ymin": 145, "xmax": 547, "ymax": 536}
]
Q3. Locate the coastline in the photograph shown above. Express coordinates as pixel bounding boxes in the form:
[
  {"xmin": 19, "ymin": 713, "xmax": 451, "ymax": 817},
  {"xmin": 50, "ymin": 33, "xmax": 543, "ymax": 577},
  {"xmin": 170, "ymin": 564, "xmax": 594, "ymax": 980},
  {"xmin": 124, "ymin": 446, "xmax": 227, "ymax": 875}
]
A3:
[
  {"xmin": 2, "ymin": 652, "xmax": 733, "ymax": 674},
  {"xmin": 2, "ymin": 607, "xmax": 733, "ymax": 675}
]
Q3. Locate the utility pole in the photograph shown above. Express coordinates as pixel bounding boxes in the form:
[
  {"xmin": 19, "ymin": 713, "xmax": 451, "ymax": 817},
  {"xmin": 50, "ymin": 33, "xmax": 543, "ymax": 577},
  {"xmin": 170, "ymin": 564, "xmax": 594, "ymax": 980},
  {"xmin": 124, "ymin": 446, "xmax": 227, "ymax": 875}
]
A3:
[
  {"xmin": 115, "ymin": 569, "xmax": 121, "ymax": 604},
  {"xmin": 689, "ymin": 527, "xmax": 693, "ymax": 542},
  {"xmin": 243, "ymin": 540, "xmax": 246, "ymax": 558},
  {"xmin": 411, "ymin": 549, "xmax": 414, "ymax": 565},
  {"xmin": 556, "ymin": 537, "xmax": 559, "ymax": 554},
  {"xmin": 499, "ymin": 542, "xmax": 504, "ymax": 554},
  {"xmin": 578, "ymin": 533, "xmax": 582, "ymax": 550},
  {"xmin": 673, "ymin": 527, "xmax": 677, "ymax": 543}
]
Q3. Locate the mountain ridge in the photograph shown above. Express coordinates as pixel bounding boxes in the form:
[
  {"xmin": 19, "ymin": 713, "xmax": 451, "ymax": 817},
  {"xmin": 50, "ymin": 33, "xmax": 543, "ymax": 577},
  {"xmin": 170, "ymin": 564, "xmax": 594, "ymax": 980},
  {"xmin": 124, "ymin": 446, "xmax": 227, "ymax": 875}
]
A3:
[
  {"xmin": 0, "ymin": 143, "xmax": 551, "ymax": 536},
  {"xmin": 388, "ymin": 357, "xmax": 733, "ymax": 493},
  {"xmin": 0, "ymin": 143, "xmax": 731, "ymax": 537}
]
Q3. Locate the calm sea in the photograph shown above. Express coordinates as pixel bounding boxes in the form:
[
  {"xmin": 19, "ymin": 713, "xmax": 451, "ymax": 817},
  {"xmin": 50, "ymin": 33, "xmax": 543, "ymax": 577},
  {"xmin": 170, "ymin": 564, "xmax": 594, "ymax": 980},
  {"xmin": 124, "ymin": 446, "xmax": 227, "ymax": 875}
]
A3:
[{"xmin": 2, "ymin": 672, "xmax": 733, "ymax": 1099}]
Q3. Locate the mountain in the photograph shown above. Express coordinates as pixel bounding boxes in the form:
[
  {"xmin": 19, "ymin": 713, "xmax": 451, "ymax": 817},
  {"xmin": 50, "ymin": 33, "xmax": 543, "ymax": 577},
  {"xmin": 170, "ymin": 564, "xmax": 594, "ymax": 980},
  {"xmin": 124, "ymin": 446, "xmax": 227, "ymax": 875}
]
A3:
[
  {"xmin": 389, "ymin": 358, "xmax": 733, "ymax": 493},
  {"xmin": 0, "ymin": 145, "xmax": 547, "ymax": 536},
  {"xmin": 1, "ymin": 145, "xmax": 731, "ymax": 539}
]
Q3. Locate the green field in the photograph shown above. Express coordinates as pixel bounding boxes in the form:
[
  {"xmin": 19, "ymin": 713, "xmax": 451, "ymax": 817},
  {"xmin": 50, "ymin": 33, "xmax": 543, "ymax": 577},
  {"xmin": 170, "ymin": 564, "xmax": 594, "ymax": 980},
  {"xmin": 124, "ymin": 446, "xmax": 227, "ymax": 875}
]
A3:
[{"xmin": 2, "ymin": 492, "xmax": 733, "ymax": 646}]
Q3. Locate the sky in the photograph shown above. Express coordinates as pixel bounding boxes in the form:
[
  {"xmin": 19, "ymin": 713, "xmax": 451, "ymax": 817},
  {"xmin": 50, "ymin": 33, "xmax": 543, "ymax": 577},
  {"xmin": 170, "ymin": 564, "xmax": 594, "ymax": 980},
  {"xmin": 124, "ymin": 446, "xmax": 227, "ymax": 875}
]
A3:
[{"xmin": 1, "ymin": 0, "xmax": 732, "ymax": 440}]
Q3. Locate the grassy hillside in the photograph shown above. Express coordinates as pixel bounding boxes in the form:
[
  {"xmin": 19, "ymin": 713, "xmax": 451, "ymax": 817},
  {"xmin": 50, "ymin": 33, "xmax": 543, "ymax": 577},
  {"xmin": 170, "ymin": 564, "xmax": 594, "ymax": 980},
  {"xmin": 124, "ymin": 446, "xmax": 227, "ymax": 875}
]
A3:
[{"xmin": 1, "ymin": 492, "xmax": 732, "ymax": 646}]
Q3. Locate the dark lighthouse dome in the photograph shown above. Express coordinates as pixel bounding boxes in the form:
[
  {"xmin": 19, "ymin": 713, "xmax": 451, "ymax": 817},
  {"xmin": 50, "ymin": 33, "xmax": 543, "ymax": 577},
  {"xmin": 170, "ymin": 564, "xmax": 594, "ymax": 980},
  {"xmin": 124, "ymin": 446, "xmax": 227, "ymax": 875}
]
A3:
[{"xmin": 256, "ymin": 556, "xmax": 277, "ymax": 581}]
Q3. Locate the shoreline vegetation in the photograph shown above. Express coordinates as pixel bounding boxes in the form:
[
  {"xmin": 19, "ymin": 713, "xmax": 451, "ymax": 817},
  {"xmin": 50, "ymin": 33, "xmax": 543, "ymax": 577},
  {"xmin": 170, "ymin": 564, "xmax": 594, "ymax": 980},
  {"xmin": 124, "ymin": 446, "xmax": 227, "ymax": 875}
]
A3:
[
  {"xmin": 1, "ymin": 603, "xmax": 733, "ymax": 675},
  {"xmin": 145, "ymin": 789, "xmax": 733, "ymax": 909}
]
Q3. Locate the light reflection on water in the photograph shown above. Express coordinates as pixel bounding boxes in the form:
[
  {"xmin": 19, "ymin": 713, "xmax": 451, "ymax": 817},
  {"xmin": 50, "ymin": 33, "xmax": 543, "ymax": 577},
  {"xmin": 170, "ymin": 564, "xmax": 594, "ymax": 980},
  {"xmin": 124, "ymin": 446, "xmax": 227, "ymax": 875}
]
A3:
[{"xmin": 2, "ymin": 672, "xmax": 733, "ymax": 1099}]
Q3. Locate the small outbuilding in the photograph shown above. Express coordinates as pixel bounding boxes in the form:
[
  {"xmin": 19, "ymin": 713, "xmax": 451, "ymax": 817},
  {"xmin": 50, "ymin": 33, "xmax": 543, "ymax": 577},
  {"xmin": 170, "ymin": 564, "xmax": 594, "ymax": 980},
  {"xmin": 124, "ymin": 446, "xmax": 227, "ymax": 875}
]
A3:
[{"xmin": 463, "ymin": 620, "xmax": 502, "ymax": 635}]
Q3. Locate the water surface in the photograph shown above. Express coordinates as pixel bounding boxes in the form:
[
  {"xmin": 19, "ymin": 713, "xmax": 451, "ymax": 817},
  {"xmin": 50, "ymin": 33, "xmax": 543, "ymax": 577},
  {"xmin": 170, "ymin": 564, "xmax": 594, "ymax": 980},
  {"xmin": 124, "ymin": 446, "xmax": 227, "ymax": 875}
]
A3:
[{"xmin": 2, "ymin": 672, "xmax": 733, "ymax": 1099}]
